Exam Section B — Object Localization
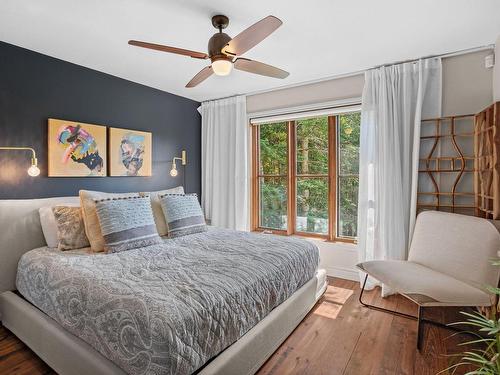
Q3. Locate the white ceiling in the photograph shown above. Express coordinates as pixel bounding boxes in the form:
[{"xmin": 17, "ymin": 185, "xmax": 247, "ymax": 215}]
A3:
[{"xmin": 1, "ymin": 0, "xmax": 499, "ymax": 102}]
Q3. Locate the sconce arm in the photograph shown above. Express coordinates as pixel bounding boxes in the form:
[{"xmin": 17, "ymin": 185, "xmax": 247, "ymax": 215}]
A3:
[
  {"xmin": 171, "ymin": 150, "xmax": 187, "ymax": 166},
  {"xmin": 0, "ymin": 147, "xmax": 37, "ymax": 164}
]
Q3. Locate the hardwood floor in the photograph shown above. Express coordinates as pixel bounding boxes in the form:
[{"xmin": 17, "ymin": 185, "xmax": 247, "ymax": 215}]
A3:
[{"xmin": 0, "ymin": 278, "xmax": 475, "ymax": 375}]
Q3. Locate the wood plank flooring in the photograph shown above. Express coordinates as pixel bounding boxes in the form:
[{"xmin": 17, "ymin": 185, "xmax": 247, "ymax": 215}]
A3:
[{"xmin": 0, "ymin": 277, "xmax": 476, "ymax": 375}]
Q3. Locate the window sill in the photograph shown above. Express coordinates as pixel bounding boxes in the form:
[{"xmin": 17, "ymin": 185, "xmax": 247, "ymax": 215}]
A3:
[{"xmin": 252, "ymin": 229, "xmax": 357, "ymax": 245}]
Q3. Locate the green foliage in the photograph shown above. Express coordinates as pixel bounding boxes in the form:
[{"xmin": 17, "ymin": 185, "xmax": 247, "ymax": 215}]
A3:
[
  {"xmin": 296, "ymin": 117, "xmax": 329, "ymax": 233},
  {"xmin": 338, "ymin": 112, "xmax": 360, "ymax": 237},
  {"xmin": 260, "ymin": 177, "xmax": 287, "ymax": 230},
  {"xmin": 258, "ymin": 113, "xmax": 360, "ymax": 236},
  {"xmin": 296, "ymin": 117, "xmax": 329, "ymax": 175},
  {"xmin": 259, "ymin": 122, "xmax": 288, "ymax": 175},
  {"xmin": 440, "ymin": 261, "xmax": 500, "ymax": 375},
  {"xmin": 296, "ymin": 178, "xmax": 328, "ymax": 233},
  {"xmin": 259, "ymin": 122, "xmax": 288, "ymax": 230}
]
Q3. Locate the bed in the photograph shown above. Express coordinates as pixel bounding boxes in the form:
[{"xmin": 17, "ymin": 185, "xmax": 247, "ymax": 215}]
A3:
[{"xmin": 0, "ymin": 196, "xmax": 327, "ymax": 375}]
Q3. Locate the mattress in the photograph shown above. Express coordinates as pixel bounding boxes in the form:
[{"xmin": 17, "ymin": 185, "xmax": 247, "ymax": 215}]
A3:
[{"xmin": 16, "ymin": 228, "xmax": 319, "ymax": 375}]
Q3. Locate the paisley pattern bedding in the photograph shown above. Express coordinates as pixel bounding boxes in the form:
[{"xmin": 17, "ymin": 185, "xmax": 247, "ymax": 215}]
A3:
[{"xmin": 16, "ymin": 228, "xmax": 319, "ymax": 375}]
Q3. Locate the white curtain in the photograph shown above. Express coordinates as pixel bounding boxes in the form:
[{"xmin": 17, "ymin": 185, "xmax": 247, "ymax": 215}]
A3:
[
  {"xmin": 201, "ymin": 95, "xmax": 249, "ymax": 231},
  {"xmin": 357, "ymin": 58, "xmax": 442, "ymax": 291}
]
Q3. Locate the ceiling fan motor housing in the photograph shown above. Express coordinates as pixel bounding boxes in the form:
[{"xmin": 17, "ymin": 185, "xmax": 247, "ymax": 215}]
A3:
[{"xmin": 208, "ymin": 32, "xmax": 232, "ymax": 61}]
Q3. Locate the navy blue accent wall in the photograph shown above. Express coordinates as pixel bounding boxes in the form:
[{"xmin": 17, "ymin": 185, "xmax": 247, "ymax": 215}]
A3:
[{"xmin": 0, "ymin": 41, "xmax": 201, "ymax": 199}]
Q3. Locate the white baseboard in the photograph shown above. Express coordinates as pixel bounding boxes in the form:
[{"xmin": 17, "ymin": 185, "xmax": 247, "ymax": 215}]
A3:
[{"xmin": 324, "ymin": 266, "xmax": 359, "ymax": 282}]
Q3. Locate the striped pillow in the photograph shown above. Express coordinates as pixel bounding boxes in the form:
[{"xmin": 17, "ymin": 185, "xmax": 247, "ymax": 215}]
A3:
[
  {"xmin": 95, "ymin": 196, "xmax": 161, "ymax": 253},
  {"xmin": 160, "ymin": 194, "xmax": 207, "ymax": 238}
]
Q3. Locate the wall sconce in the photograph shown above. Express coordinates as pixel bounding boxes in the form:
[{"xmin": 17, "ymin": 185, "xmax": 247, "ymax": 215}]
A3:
[
  {"xmin": 0, "ymin": 146, "xmax": 40, "ymax": 177},
  {"xmin": 170, "ymin": 150, "xmax": 187, "ymax": 177}
]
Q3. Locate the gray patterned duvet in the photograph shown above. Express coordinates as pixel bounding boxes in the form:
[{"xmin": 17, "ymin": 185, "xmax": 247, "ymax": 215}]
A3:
[{"xmin": 16, "ymin": 228, "xmax": 319, "ymax": 375}]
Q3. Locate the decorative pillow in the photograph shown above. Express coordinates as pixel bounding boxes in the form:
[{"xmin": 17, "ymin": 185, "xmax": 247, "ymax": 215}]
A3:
[
  {"xmin": 52, "ymin": 206, "xmax": 90, "ymax": 251},
  {"xmin": 95, "ymin": 196, "xmax": 161, "ymax": 253},
  {"xmin": 39, "ymin": 202, "xmax": 80, "ymax": 248},
  {"xmin": 160, "ymin": 193, "xmax": 207, "ymax": 238},
  {"xmin": 147, "ymin": 186, "xmax": 184, "ymax": 236},
  {"xmin": 80, "ymin": 190, "xmax": 142, "ymax": 252}
]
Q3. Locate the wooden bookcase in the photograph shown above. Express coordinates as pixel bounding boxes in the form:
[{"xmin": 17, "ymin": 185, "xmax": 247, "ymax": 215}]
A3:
[
  {"xmin": 418, "ymin": 114, "xmax": 476, "ymax": 215},
  {"xmin": 474, "ymin": 102, "xmax": 500, "ymax": 219},
  {"xmin": 417, "ymin": 102, "xmax": 500, "ymax": 219}
]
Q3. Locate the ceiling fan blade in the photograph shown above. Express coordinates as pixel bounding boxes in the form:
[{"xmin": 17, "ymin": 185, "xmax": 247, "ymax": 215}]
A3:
[
  {"xmin": 234, "ymin": 58, "xmax": 289, "ymax": 79},
  {"xmin": 186, "ymin": 66, "xmax": 213, "ymax": 88},
  {"xmin": 221, "ymin": 16, "xmax": 282, "ymax": 56},
  {"xmin": 128, "ymin": 40, "xmax": 208, "ymax": 60}
]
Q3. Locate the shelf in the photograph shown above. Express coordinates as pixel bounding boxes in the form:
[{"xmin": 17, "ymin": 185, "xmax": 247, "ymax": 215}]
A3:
[
  {"xmin": 419, "ymin": 157, "xmax": 474, "ymax": 161},
  {"xmin": 419, "ymin": 113, "xmax": 476, "ymax": 216},
  {"xmin": 418, "ymin": 170, "xmax": 474, "ymax": 173},
  {"xmin": 422, "ymin": 114, "xmax": 474, "ymax": 122},
  {"xmin": 417, "ymin": 192, "xmax": 474, "ymax": 196},
  {"xmin": 420, "ymin": 133, "xmax": 474, "ymax": 139},
  {"xmin": 417, "ymin": 204, "xmax": 475, "ymax": 209}
]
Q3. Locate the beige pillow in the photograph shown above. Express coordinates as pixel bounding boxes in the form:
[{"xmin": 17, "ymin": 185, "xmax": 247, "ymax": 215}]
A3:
[
  {"xmin": 148, "ymin": 186, "xmax": 184, "ymax": 236},
  {"xmin": 80, "ymin": 190, "xmax": 141, "ymax": 252},
  {"xmin": 52, "ymin": 206, "xmax": 90, "ymax": 251},
  {"xmin": 39, "ymin": 202, "xmax": 80, "ymax": 248}
]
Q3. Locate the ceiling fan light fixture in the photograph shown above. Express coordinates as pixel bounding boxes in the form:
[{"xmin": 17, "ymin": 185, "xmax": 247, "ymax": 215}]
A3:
[
  {"xmin": 211, "ymin": 58, "xmax": 233, "ymax": 76},
  {"xmin": 128, "ymin": 15, "xmax": 289, "ymax": 87}
]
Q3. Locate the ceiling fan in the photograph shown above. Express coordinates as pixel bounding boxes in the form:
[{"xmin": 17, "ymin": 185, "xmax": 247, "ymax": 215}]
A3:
[{"xmin": 128, "ymin": 15, "xmax": 289, "ymax": 88}]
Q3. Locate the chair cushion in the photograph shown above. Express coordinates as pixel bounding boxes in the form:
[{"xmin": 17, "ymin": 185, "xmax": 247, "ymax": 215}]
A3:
[
  {"xmin": 357, "ymin": 260, "xmax": 492, "ymax": 307},
  {"xmin": 409, "ymin": 211, "xmax": 500, "ymax": 289}
]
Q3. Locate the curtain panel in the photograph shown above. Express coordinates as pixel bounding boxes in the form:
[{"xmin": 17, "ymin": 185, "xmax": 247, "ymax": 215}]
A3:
[
  {"xmin": 357, "ymin": 58, "xmax": 442, "ymax": 291},
  {"xmin": 201, "ymin": 95, "xmax": 249, "ymax": 231}
]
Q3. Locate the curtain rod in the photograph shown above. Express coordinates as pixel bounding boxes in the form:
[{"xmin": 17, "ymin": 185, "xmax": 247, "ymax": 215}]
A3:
[
  {"xmin": 204, "ymin": 44, "xmax": 494, "ymax": 103},
  {"xmin": 372, "ymin": 43, "xmax": 494, "ymax": 69}
]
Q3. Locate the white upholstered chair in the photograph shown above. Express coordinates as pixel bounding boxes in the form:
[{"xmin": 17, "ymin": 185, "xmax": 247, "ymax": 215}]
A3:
[{"xmin": 357, "ymin": 211, "xmax": 500, "ymax": 350}]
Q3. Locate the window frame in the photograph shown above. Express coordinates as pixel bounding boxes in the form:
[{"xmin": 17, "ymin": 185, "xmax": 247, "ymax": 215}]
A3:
[{"xmin": 251, "ymin": 113, "xmax": 358, "ymax": 244}]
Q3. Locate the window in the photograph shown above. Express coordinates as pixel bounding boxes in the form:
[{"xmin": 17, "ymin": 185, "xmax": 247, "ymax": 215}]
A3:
[{"xmin": 251, "ymin": 110, "xmax": 360, "ymax": 242}]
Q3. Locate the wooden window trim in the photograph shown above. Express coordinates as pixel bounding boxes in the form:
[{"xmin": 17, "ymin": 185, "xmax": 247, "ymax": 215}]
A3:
[
  {"xmin": 251, "ymin": 115, "xmax": 357, "ymax": 243},
  {"xmin": 328, "ymin": 115, "xmax": 337, "ymax": 241},
  {"xmin": 287, "ymin": 121, "xmax": 296, "ymax": 235}
]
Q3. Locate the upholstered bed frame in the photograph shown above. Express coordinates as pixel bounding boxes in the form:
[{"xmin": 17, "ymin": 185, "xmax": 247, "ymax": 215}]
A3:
[{"xmin": 0, "ymin": 197, "xmax": 327, "ymax": 375}]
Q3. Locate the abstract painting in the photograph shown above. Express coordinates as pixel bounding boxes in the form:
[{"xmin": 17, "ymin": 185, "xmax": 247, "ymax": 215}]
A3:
[
  {"xmin": 109, "ymin": 127, "xmax": 152, "ymax": 176},
  {"xmin": 48, "ymin": 119, "xmax": 107, "ymax": 177}
]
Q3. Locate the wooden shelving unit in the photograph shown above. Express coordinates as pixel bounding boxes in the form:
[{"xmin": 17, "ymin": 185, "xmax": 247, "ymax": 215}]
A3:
[
  {"xmin": 418, "ymin": 114, "xmax": 476, "ymax": 215},
  {"xmin": 474, "ymin": 102, "xmax": 500, "ymax": 220},
  {"xmin": 418, "ymin": 103, "xmax": 500, "ymax": 219}
]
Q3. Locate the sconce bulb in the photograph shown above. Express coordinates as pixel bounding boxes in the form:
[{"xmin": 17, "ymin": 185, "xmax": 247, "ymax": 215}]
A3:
[
  {"xmin": 28, "ymin": 165, "xmax": 40, "ymax": 177},
  {"xmin": 170, "ymin": 163, "xmax": 178, "ymax": 177}
]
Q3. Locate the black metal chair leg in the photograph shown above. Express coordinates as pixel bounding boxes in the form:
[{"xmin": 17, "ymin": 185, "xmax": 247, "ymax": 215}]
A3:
[
  {"xmin": 358, "ymin": 273, "xmax": 468, "ymax": 351},
  {"xmin": 417, "ymin": 305, "xmax": 424, "ymax": 351},
  {"xmin": 359, "ymin": 273, "xmax": 417, "ymax": 320}
]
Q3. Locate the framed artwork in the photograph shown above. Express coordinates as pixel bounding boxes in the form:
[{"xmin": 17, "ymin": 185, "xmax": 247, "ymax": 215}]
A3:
[
  {"xmin": 108, "ymin": 127, "xmax": 152, "ymax": 176},
  {"xmin": 48, "ymin": 119, "xmax": 107, "ymax": 177}
]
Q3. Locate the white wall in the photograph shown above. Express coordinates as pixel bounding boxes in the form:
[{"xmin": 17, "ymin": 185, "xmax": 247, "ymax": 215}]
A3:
[
  {"xmin": 246, "ymin": 74, "xmax": 365, "ymax": 114},
  {"xmin": 494, "ymin": 35, "xmax": 500, "ymax": 102},
  {"xmin": 247, "ymin": 50, "xmax": 494, "ymax": 282},
  {"xmin": 442, "ymin": 50, "xmax": 493, "ymax": 116}
]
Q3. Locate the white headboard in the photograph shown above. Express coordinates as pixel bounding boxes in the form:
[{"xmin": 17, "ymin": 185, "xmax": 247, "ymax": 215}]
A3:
[{"xmin": 0, "ymin": 197, "xmax": 80, "ymax": 294}]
